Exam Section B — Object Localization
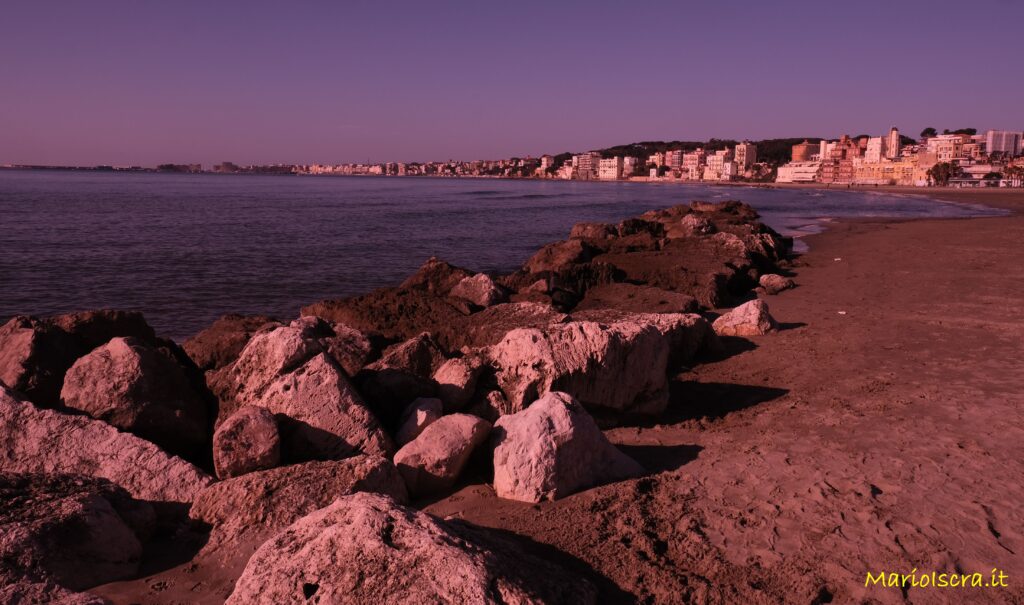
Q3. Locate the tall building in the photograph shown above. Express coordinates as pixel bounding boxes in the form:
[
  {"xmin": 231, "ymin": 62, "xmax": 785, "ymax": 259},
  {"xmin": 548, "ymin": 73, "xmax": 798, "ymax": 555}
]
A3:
[
  {"xmin": 573, "ymin": 152, "xmax": 601, "ymax": 180},
  {"xmin": 986, "ymin": 130, "xmax": 1022, "ymax": 156},
  {"xmin": 622, "ymin": 156, "xmax": 640, "ymax": 178},
  {"xmin": 886, "ymin": 127, "xmax": 901, "ymax": 159},
  {"xmin": 864, "ymin": 137, "xmax": 886, "ymax": 163},
  {"xmin": 734, "ymin": 141, "xmax": 757, "ymax": 171},
  {"xmin": 598, "ymin": 157, "xmax": 623, "ymax": 180}
]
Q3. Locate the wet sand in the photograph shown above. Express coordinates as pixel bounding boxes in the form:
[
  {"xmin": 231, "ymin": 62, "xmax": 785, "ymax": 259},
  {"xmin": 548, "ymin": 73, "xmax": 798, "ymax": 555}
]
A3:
[{"xmin": 425, "ymin": 188, "xmax": 1024, "ymax": 604}]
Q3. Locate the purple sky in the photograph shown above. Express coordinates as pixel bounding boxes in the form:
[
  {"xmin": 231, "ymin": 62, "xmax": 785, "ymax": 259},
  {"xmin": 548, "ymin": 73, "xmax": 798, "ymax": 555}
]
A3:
[{"xmin": 2, "ymin": 0, "xmax": 1021, "ymax": 167}]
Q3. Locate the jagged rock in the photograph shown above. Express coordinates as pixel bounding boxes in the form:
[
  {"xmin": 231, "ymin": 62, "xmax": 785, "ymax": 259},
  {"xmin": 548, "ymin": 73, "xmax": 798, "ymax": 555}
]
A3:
[
  {"xmin": 225, "ymin": 492, "xmax": 597, "ymax": 604},
  {"xmin": 617, "ymin": 218, "xmax": 665, "ymax": 238},
  {"xmin": 228, "ymin": 325, "xmax": 392, "ymax": 461},
  {"xmin": 0, "ymin": 316, "xmax": 80, "ymax": 408},
  {"xmin": 574, "ymin": 283, "xmax": 699, "ymax": 314},
  {"xmin": 301, "ymin": 288, "xmax": 466, "ymax": 343},
  {"xmin": 48, "ymin": 310, "xmax": 157, "ymax": 351},
  {"xmin": 60, "ymin": 337, "xmax": 208, "ymax": 458},
  {"xmin": 492, "ymin": 392, "xmax": 643, "ymax": 503},
  {"xmin": 449, "ymin": 273, "xmax": 507, "ymax": 308},
  {"xmin": 393, "ymin": 414, "xmax": 491, "ymax": 496},
  {"xmin": 759, "ymin": 273, "xmax": 796, "ymax": 295},
  {"xmin": 523, "ymin": 239, "xmax": 596, "ymax": 274},
  {"xmin": 466, "ymin": 390, "xmax": 515, "ymax": 423},
  {"xmin": 0, "ymin": 473, "xmax": 154, "ymax": 591},
  {"xmin": 570, "ymin": 311, "xmax": 713, "ymax": 369},
  {"xmin": 190, "ymin": 456, "xmax": 407, "ymax": 544},
  {"xmin": 355, "ymin": 333, "xmax": 445, "ymax": 425},
  {"xmin": 712, "ymin": 299, "xmax": 779, "ymax": 337},
  {"xmin": 441, "ymin": 302, "xmax": 569, "ymax": 350},
  {"xmin": 569, "ymin": 222, "xmax": 615, "ymax": 240},
  {"xmin": 485, "ymin": 319, "xmax": 671, "ymax": 418},
  {"xmin": 0, "ymin": 385, "xmax": 212, "ymax": 505},
  {"xmin": 678, "ymin": 214, "xmax": 716, "ymax": 236},
  {"xmin": 432, "ymin": 356, "xmax": 485, "ymax": 410},
  {"xmin": 183, "ymin": 314, "xmax": 279, "ymax": 371},
  {"xmin": 0, "ymin": 581, "xmax": 107, "ymax": 605},
  {"xmin": 399, "ymin": 257, "xmax": 475, "ymax": 295},
  {"xmin": 395, "ymin": 397, "xmax": 443, "ymax": 446},
  {"xmin": 213, "ymin": 406, "xmax": 281, "ymax": 479}
]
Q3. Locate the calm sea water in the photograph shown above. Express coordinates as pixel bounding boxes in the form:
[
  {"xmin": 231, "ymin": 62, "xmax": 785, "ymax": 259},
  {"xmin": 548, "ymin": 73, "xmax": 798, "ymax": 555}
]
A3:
[{"xmin": 0, "ymin": 170, "xmax": 1003, "ymax": 340}]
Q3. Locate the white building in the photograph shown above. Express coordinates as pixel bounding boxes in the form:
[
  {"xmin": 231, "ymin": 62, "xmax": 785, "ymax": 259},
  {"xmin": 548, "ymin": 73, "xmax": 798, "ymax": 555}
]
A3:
[
  {"xmin": 986, "ymin": 130, "xmax": 1022, "ymax": 157},
  {"xmin": 734, "ymin": 142, "xmax": 757, "ymax": 171},
  {"xmin": 776, "ymin": 162, "xmax": 822, "ymax": 183},
  {"xmin": 864, "ymin": 137, "xmax": 886, "ymax": 163},
  {"xmin": 598, "ymin": 157, "xmax": 623, "ymax": 180},
  {"xmin": 886, "ymin": 127, "xmax": 901, "ymax": 159}
]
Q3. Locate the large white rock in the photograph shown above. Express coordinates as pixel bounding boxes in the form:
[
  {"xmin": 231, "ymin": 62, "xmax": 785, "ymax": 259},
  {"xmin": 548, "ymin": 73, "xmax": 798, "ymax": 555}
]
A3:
[
  {"xmin": 226, "ymin": 492, "xmax": 596, "ymax": 604},
  {"xmin": 0, "ymin": 386, "xmax": 211, "ymax": 505},
  {"xmin": 229, "ymin": 324, "xmax": 393, "ymax": 461},
  {"xmin": 449, "ymin": 273, "xmax": 507, "ymax": 308},
  {"xmin": 492, "ymin": 392, "xmax": 643, "ymax": 503},
  {"xmin": 393, "ymin": 413, "xmax": 491, "ymax": 496},
  {"xmin": 712, "ymin": 299, "xmax": 778, "ymax": 337},
  {"xmin": 485, "ymin": 319, "xmax": 671, "ymax": 417},
  {"xmin": 432, "ymin": 355, "xmax": 484, "ymax": 410}
]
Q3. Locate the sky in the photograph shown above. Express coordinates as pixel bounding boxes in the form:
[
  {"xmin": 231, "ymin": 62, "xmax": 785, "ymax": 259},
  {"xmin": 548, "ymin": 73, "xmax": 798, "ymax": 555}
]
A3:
[{"xmin": 1, "ymin": 0, "xmax": 1021, "ymax": 167}]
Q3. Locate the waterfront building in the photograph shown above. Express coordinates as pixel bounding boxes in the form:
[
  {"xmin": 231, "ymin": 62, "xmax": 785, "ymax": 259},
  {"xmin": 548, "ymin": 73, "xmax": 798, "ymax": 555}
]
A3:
[
  {"xmin": 864, "ymin": 137, "xmax": 886, "ymax": 163},
  {"xmin": 986, "ymin": 130, "xmax": 1022, "ymax": 156},
  {"xmin": 791, "ymin": 140, "xmax": 817, "ymax": 162},
  {"xmin": 734, "ymin": 141, "xmax": 757, "ymax": 171},
  {"xmin": 776, "ymin": 162, "xmax": 821, "ymax": 183},
  {"xmin": 598, "ymin": 157, "xmax": 623, "ymax": 180},
  {"xmin": 926, "ymin": 134, "xmax": 966, "ymax": 162},
  {"xmin": 886, "ymin": 127, "xmax": 901, "ymax": 159},
  {"xmin": 622, "ymin": 156, "xmax": 640, "ymax": 178},
  {"xmin": 665, "ymin": 149, "xmax": 683, "ymax": 175}
]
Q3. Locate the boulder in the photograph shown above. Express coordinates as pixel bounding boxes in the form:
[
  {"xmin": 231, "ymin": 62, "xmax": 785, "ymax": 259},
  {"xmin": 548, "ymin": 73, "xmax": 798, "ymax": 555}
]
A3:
[
  {"xmin": 432, "ymin": 355, "xmax": 485, "ymax": 410},
  {"xmin": 485, "ymin": 319, "xmax": 671, "ymax": 418},
  {"xmin": 0, "ymin": 316, "xmax": 80, "ymax": 408},
  {"xmin": 492, "ymin": 392, "xmax": 643, "ymax": 503},
  {"xmin": 572, "ymin": 311, "xmax": 714, "ymax": 369},
  {"xmin": 393, "ymin": 414, "xmax": 491, "ymax": 497},
  {"xmin": 225, "ymin": 492, "xmax": 596, "ymax": 604},
  {"xmin": 569, "ymin": 222, "xmax": 615, "ymax": 240},
  {"xmin": 712, "ymin": 299, "xmax": 779, "ymax": 337},
  {"xmin": 0, "ymin": 473, "xmax": 154, "ymax": 591},
  {"xmin": 574, "ymin": 282, "xmax": 699, "ymax": 314},
  {"xmin": 60, "ymin": 337, "xmax": 208, "ymax": 458},
  {"xmin": 759, "ymin": 273, "xmax": 796, "ymax": 295},
  {"xmin": 301, "ymin": 288, "xmax": 466, "ymax": 343},
  {"xmin": 449, "ymin": 273, "xmax": 507, "ymax": 308},
  {"xmin": 466, "ymin": 390, "xmax": 515, "ymax": 423},
  {"xmin": 677, "ymin": 213, "xmax": 716, "ymax": 236},
  {"xmin": 0, "ymin": 581, "xmax": 107, "ymax": 605},
  {"xmin": 0, "ymin": 385, "xmax": 212, "ymax": 505},
  {"xmin": 399, "ymin": 257, "xmax": 475, "ymax": 295},
  {"xmin": 182, "ymin": 314, "xmax": 279, "ymax": 371},
  {"xmin": 190, "ymin": 456, "xmax": 407, "ymax": 544},
  {"xmin": 47, "ymin": 310, "xmax": 156, "ymax": 351},
  {"xmin": 228, "ymin": 324, "xmax": 393, "ymax": 461},
  {"xmin": 355, "ymin": 333, "xmax": 446, "ymax": 425},
  {"xmin": 523, "ymin": 239, "xmax": 596, "ymax": 274},
  {"xmin": 395, "ymin": 397, "xmax": 443, "ymax": 446},
  {"xmin": 440, "ymin": 302, "xmax": 568, "ymax": 350},
  {"xmin": 212, "ymin": 406, "xmax": 281, "ymax": 479}
]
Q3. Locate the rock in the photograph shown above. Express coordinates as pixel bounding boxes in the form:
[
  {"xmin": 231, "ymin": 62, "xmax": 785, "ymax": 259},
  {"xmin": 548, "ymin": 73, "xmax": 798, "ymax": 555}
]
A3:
[
  {"xmin": 0, "ymin": 581, "xmax": 107, "ymax": 605},
  {"xmin": 617, "ymin": 218, "xmax": 665, "ymax": 238},
  {"xmin": 466, "ymin": 390, "xmax": 515, "ymax": 423},
  {"xmin": 570, "ymin": 311, "xmax": 713, "ymax": 369},
  {"xmin": 316, "ymin": 321, "xmax": 380, "ymax": 377},
  {"xmin": 441, "ymin": 302, "xmax": 568, "ymax": 350},
  {"xmin": 213, "ymin": 406, "xmax": 281, "ymax": 479},
  {"xmin": 182, "ymin": 314, "xmax": 279, "ymax": 371},
  {"xmin": 395, "ymin": 397, "xmax": 443, "ymax": 446},
  {"xmin": 393, "ymin": 414, "xmax": 491, "ymax": 496},
  {"xmin": 485, "ymin": 319, "xmax": 671, "ymax": 418},
  {"xmin": 399, "ymin": 257, "xmax": 474, "ymax": 295},
  {"xmin": 228, "ymin": 324, "xmax": 393, "ymax": 461},
  {"xmin": 0, "ymin": 473, "xmax": 154, "ymax": 591},
  {"xmin": 712, "ymin": 299, "xmax": 779, "ymax": 337},
  {"xmin": 574, "ymin": 283, "xmax": 699, "ymax": 314},
  {"xmin": 432, "ymin": 356, "xmax": 485, "ymax": 410},
  {"xmin": 47, "ymin": 310, "xmax": 157, "ymax": 351},
  {"xmin": 0, "ymin": 385, "xmax": 212, "ymax": 505},
  {"xmin": 301, "ymin": 288, "xmax": 466, "ymax": 343},
  {"xmin": 678, "ymin": 213, "xmax": 716, "ymax": 235},
  {"xmin": 60, "ymin": 337, "xmax": 208, "ymax": 458},
  {"xmin": 569, "ymin": 222, "xmax": 615, "ymax": 240},
  {"xmin": 759, "ymin": 273, "xmax": 796, "ymax": 295},
  {"xmin": 190, "ymin": 456, "xmax": 408, "ymax": 544},
  {"xmin": 492, "ymin": 392, "xmax": 643, "ymax": 503},
  {"xmin": 355, "ymin": 333, "xmax": 446, "ymax": 425},
  {"xmin": 0, "ymin": 316, "xmax": 80, "ymax": 408},
  {"xmin": 225, "ymin": 492, "xmax": 596, "ymax": 605},
  {"xmin": 449, "ymin": 273, "xmax": 507, "ymax": 308},
  {"xmin": 523, "ymin": 239, "xmax": 596, "ymax": 274}
]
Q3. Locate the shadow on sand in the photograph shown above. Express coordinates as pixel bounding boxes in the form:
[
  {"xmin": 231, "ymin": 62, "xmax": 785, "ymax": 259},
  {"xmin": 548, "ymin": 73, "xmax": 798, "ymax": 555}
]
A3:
[{"xmin": 664, "ymin": 380, "xmax": 789, "ymax": 423}]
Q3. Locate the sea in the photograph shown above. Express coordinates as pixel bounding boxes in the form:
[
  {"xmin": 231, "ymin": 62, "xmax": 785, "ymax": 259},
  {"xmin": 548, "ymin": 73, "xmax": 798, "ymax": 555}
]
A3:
[{"xmin": 0, "ymin": 170, "xmax": 1004, "ymax": 340}]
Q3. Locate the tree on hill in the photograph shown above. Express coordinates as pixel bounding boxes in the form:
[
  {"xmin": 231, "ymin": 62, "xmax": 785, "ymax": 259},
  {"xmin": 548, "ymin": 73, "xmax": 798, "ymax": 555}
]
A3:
[
  {"xmin": 944, "ymin": 128, "xmax": 977, "ymax": 136},
  {"xmin": 920, "ymin": 127, "xmax": 937, "ymax": 139}
]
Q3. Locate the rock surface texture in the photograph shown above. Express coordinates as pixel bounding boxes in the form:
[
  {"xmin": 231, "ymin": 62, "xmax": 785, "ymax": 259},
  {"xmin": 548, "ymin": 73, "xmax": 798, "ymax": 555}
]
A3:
[
  {"xmin": 393, "ymin": 413, "xmax": 491, "ymax": 496},
  {"xmin": 212, "ymin": 405, "xmax": 281, "ymax": 479},
  {"xmin": 0, "ymin": 386, "xmax": 212, "ymax": 505},
  {"xmin": 712, "ymin": 299, "xmax": 779, "ymax": 337},
  {"xmin": 492, "ymin": 392, "xmax": 643, "ymax": 503},
  {"xmin": 226, "ymin": 492, "xmax": 596, "ymax": 605}
]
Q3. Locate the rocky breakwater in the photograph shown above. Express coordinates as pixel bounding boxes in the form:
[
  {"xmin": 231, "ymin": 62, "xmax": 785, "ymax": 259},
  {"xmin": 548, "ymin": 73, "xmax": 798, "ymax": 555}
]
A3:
[{"xmin": 1, "ymin": 200, "xmax": 796, "ymax": 603}]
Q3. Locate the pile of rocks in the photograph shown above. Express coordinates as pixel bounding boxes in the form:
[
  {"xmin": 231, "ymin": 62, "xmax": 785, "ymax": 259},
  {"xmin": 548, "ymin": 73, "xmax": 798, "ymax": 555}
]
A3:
[{"xmin": 0, "ymin": 201, "xmax": 794, "ymax": 602}]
